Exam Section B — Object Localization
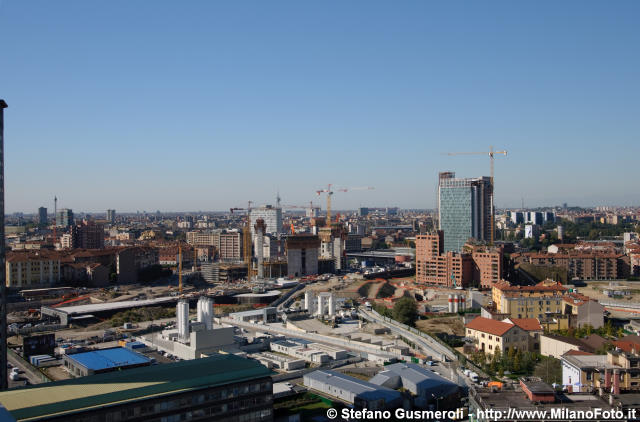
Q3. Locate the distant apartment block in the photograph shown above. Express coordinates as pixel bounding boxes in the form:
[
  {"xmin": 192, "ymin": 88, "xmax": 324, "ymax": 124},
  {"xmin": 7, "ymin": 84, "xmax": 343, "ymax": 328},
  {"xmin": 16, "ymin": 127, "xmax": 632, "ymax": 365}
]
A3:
[
  {"xmin": 187, "ymin": 231, "xmax": 219, "ymax": 247},
  {"xmin": 286, "ymin": 235, "xmax": 320, "ymax": 277},
  {"xmin": 219, "ymin": 231, "xmax": 242, "ymax": 261},
  {"xmin": 106, "ymin": 209, "xmax": 116, "ymax": 224},
  {"xmin": 250, "ymin": 205, "xmax": 282, "ymax": 237},
  {"xmin": 513, "ymin": 250, "xmax": 627, "ymax": 280},
  {"xmin": 415, "ymin": 232, "xmax": 472, "ymax": 287},
  {"xmin": 438, "ymin": 171, "xmax": 492, "ymax": 252},
  {"xmin": 56, "ymin": 208, "xmax": 74, "ymax": 228},
  {"xmin": 38, "ymin": 206, "xmax": 47, "ymax": 226},
  {"xmin": 467, "ymin": 244, "xmax": 503, "ymax": 289},
  {"xmin": 71, "ymin": 220, "xmax": 105, "ymax": 249},
  {"xmin": 116, "ymin": 246, "xmax": 159, "ymax": 282}
]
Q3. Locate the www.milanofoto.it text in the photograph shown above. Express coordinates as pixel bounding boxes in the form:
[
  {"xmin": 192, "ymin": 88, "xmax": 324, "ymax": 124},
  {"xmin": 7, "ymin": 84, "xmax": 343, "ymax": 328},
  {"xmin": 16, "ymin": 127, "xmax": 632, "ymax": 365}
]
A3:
[{"xmin": 477, "ymin": 408, "xmax": 637, "ymax": 421}]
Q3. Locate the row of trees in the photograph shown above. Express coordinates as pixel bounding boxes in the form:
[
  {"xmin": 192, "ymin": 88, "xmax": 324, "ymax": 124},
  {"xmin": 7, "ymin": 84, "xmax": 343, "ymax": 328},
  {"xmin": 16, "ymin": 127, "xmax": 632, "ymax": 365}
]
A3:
[
  {"xmin": 470, "ymin": 347, "xmax": 539, "ymax": 377},
  {"xmin": 549, "ymin": 321, "xmax": 623, "ymax": 342}
]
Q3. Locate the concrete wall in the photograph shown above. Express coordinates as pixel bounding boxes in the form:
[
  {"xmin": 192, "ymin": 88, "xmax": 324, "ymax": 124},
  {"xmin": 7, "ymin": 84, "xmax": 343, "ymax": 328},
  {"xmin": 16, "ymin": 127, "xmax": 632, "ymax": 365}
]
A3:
[
  {"xmin": 577, "ymin": 301, "xmax": 604, "ymax": 329},
  {"xmin": 540, "ymin": 335, "xmax": 580, "ymax": 359}
]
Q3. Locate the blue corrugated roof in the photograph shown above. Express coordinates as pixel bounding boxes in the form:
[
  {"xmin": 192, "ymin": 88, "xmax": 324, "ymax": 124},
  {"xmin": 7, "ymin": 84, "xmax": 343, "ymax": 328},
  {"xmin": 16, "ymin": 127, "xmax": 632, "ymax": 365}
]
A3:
[{"xmin": 68, "ymin": 347, "xmax": 150, "ymax": 371}]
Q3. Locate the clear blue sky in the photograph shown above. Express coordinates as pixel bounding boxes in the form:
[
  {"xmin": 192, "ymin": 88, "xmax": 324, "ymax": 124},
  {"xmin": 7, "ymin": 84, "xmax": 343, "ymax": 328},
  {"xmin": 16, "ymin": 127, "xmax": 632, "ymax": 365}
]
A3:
[{"xmin": 1, "ymin": 1, "xmax": 638, "ymax": 213}]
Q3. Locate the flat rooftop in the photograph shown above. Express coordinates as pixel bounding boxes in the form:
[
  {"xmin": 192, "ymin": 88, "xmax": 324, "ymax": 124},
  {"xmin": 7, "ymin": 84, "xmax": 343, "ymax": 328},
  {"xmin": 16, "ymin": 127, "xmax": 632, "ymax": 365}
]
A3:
[
  {"xmin": 472, "ymin": 388, "xmax": 611, "ymax": 412},
  {"xmin": 0, "ymin": 354, "xmax": 271, "ymax": 421},
  {"xmin": 234, "ymin": 290, "xmax": 281, "ymax": 298},
  {"xmin": 67, "ymin": 347, "xmax": 150, "ymax": 371},
  {"xmin": 45, "ymin": 296, "xmax": 176, "ymax": 316},
  {"xmin": 305, "ymin": 370, "xmax": 401, "ymax": 403}
]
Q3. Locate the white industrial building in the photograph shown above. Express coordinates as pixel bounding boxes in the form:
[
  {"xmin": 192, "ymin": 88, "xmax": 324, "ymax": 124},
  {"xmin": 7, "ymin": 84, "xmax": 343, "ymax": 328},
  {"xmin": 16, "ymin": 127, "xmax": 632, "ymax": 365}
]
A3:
[
  {"xmin": 304, "ymin": 370, "xmax": 402, "ymax": 410},
  {"xmin": 229, "ymin": 307, "xmax": 278, "ymax": 324},
  {"xmin": 271, "ymin": 340, "xmax": 330, "ymax": 364},
  {"xmin": 138, "ymin": 296, "xmax": 237, "ymax": 360},
  {"xmin": 303, "ymin": 291, "xmax": 337, "ymax": 318},
  {"xmin": 251, "ymin": 352, "xmax": 306, "ymax": 371},
  {"xmin": 370, "ymin": 362, "xmax": 460, "ymax": 408}
]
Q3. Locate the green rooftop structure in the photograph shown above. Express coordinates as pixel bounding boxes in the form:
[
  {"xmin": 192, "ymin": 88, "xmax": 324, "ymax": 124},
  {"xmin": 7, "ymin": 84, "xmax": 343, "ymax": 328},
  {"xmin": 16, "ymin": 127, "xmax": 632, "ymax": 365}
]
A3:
[{"xmin": 0, "ymin": 354, "xmax": 273, "ymax": 422}]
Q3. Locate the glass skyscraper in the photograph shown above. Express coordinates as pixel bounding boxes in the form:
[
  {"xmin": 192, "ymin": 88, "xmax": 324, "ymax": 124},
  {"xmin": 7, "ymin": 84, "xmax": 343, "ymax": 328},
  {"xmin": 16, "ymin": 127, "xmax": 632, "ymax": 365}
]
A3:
[{"xmin": 438, "ymin": 172, "xmax": 493, "ymax": 252}]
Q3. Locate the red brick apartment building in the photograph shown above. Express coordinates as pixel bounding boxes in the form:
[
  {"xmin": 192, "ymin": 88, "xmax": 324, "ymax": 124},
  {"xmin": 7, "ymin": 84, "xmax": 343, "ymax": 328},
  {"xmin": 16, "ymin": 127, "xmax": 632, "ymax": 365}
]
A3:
[
  {"xmin": 415, "ymin": 232, "xmax": 502, "ymax": 288},
  {"xmin": 512, "ymin": 250, "xmax": 628, "ymax": 280}
]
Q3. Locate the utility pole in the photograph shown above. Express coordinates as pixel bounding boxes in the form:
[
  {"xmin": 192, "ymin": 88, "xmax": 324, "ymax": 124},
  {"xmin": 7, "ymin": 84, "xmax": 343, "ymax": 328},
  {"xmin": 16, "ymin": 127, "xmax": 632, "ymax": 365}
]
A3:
[{"xmin": 0, "ymin": 100, "xmax": 8, "ymax": 390}]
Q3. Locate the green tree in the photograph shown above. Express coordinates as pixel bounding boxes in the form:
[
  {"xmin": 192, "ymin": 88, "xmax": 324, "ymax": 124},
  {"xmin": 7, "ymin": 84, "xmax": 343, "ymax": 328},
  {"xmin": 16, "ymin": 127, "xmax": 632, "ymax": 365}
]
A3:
[
  {"xmin": 513, "ymin": 350, "xmax": 523, "ymax": 372},
  {"xmin": 534, "ymin": 357, "xmax": 562, "ymax": 385},
  {"xmin": 392, "ymin": 297, "xmax": 418, "ymax": 327},
  {"xmin": 605, "ymin": 320, "xmax": 614, "ymax": 338},
  {"xmin": 490, "ymin": 348, "xmax": 502, "ymax": 374}
]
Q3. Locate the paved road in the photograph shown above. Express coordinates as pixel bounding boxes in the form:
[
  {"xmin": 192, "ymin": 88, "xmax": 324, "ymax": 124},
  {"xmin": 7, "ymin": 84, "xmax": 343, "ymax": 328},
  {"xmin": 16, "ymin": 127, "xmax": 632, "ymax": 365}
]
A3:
[
  {"xmin": 358, "ymin": 308, "xmax": 457, "ymax": 362},
  {"xmin": 7, "ymin": 352, "xmax": 47, "ymax": 386}
]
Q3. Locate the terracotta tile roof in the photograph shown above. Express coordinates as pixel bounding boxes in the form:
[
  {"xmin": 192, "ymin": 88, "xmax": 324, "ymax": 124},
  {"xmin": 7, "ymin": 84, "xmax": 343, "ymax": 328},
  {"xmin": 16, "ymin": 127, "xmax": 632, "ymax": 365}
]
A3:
[
  {"xmin": 465, "ymin": 316, "xmax": 514, "ymax": 337},
  {"xmin": 510, "ymin": 318, "xmax": 542, "ymax": 331},
  {"xmin": 493, "ymin": 280, "xmax": 567, "ymax": 293},
  {"xmin": 613, "ymin": 335, "xmax": 640, "ymax": 353},
  {"xmin": 612, "ymin": 341, "xmax": 639, "ymax": 353},
  {"xmin": 563, "ymin": 292, "xmax": 593, "ymax": 306}
]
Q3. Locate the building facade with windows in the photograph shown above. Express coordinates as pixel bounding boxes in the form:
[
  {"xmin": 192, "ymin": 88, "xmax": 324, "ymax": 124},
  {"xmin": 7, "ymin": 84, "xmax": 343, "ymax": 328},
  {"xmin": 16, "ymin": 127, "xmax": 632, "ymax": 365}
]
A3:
[
  {"xmin": 438, "ymin": 172, "xmax": 492, "ymax": 252},
  {"xmin": 6, "ymin": 252, "xmax": 61, "ymax": 288},
  {"xmin": 0, "ymin": 354, "xmax": 273, "ymax": 422},
  {"xmin": 465, "ymin": 316, "xmax": 530, "ymax": 355}
]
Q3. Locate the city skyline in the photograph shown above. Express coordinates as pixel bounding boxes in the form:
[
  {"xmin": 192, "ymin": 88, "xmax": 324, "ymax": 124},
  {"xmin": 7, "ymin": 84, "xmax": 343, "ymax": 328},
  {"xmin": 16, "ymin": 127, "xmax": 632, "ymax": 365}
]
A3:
[{"xmin": 2, "ymin": 1, "xmax": 639, "ymax": 212}]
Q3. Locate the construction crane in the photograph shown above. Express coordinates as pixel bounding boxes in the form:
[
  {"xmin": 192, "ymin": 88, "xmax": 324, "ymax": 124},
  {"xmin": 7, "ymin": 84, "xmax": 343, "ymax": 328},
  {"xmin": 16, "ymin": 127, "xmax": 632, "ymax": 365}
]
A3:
[
  {"xmin": 178, "ymin": 244, "xmax": 183, "ymax": 295},
  {"xmin": 315, "ymin": 185, "xmax": 374, "ymax": 227},
  {"xmin": 230, "ymin": 201, "xmax": 253, "ymax": 281},
  {"xmin": 445, "ymin": 146, "xmax": 507, "ymax": 245},
  {"xmin": 281, "ymin": 201, "xmax": 321, "ymax": 218}
]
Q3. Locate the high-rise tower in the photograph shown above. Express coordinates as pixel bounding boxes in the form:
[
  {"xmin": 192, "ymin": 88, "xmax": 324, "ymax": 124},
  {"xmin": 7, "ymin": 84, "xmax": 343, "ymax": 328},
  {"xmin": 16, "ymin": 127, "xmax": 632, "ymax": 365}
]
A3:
[{"xmin": 438, "ymin": 171, "xmax": 492, "ymax": 252}]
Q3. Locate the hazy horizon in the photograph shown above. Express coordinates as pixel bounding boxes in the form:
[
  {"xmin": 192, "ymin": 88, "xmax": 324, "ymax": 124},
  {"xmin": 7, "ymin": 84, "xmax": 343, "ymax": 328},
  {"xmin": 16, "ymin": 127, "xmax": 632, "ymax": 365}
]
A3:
[{"xmin": 2, "ymin": 1, "xmax": 639, "ymax": 213}]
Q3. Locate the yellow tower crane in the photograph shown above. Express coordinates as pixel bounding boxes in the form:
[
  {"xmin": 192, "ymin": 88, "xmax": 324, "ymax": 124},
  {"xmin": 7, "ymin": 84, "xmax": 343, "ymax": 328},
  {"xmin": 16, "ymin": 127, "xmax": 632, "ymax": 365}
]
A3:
[
  {"xmin": 445, "ymin": 146, "xmax": 507, "ymax": 245},
  {"xmin": 315, "ymin": 185, "xmax": 374, "ymax": 227}
]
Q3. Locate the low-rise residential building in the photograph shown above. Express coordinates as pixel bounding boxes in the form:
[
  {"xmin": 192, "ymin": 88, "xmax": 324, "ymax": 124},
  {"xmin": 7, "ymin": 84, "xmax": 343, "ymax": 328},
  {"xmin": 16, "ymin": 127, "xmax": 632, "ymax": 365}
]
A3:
[
  {"xmin": 503, "ymin": 318, "xmax": 543, "ymax": 351},
  {"xmin": 541, "ymin": 334, "xmax": 591, "ymax": 359},
  {"xmin": 6, "ymin": 251, "xmax": 61, "ymax": 288},
  {"xmin": 491, "ymin": 280, "xmax": 567, "ymax": 319},
  {"xmin": 512, "ymin": 250, "xmax": 628, "ymax": 280},
  {"xmin": 561, "ymin": 349, "xmax": 640, "ymax": 394},
  {"xmin": 465, "ymin": 316, "xmax": 530, "ymax": 354},
  {"xmin": 562, "ymin": 292, "xmax": 605, "ymax": 329}
]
